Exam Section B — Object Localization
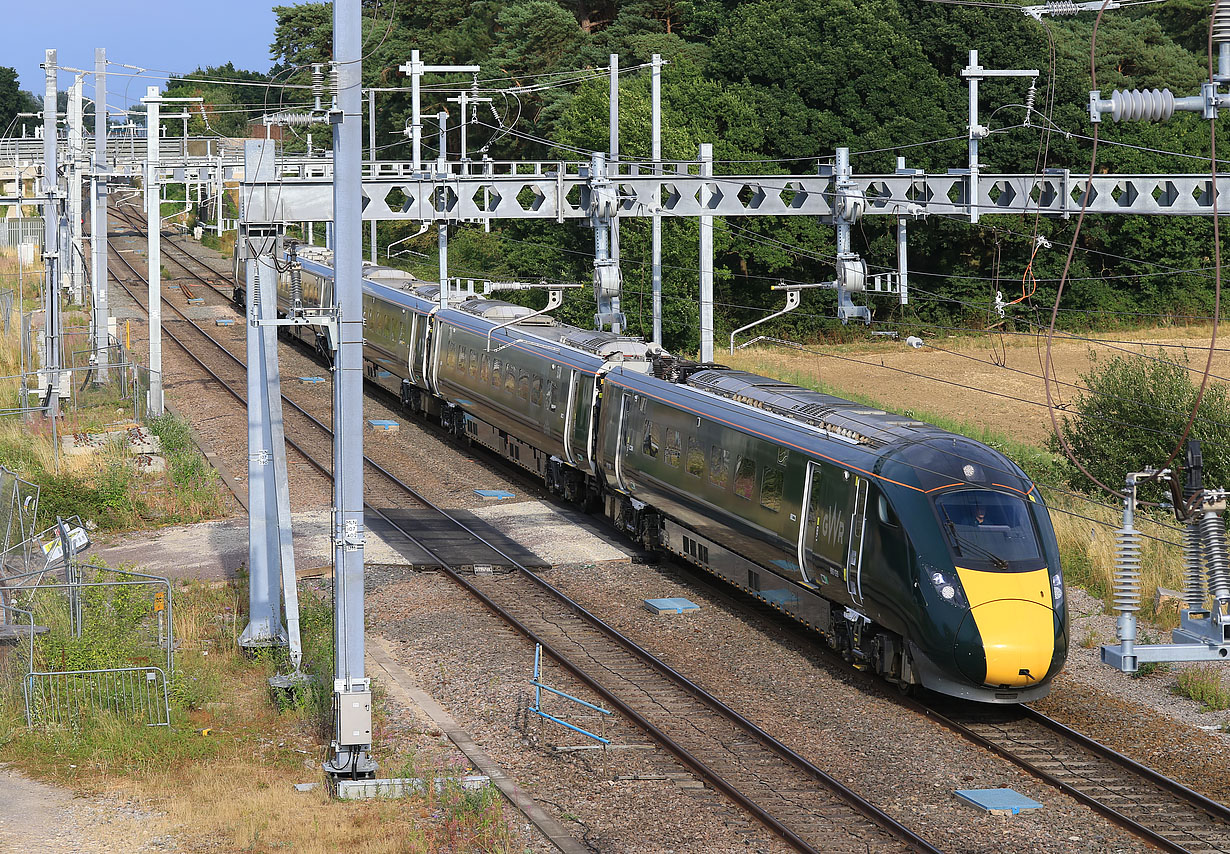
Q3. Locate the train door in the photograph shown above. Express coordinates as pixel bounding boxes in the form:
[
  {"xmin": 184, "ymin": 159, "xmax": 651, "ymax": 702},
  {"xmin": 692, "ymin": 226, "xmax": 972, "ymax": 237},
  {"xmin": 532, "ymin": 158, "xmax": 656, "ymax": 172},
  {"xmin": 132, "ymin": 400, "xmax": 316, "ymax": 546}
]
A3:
[
  {"xmin": 405, "ymin": 313, "xmax": 419, "ymax": 386},
  {"xmin": 798, "ymin": 461, "xmax": 866, "ymax": 604},
  {"xmin": 845, "ymin": 477, "xmax": 869, "ymax": 606},
  {"xmin": 613, "ymin": 392, "xmax": 630, "ymax": 492}
]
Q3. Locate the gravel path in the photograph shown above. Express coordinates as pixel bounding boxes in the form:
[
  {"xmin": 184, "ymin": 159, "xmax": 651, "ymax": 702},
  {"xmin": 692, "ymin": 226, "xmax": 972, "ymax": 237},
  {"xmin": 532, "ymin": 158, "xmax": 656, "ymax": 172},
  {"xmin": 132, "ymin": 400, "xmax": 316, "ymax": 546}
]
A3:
[{"xmin": 0, "ymin": 765, "xmax": 170, "ymax": 853}]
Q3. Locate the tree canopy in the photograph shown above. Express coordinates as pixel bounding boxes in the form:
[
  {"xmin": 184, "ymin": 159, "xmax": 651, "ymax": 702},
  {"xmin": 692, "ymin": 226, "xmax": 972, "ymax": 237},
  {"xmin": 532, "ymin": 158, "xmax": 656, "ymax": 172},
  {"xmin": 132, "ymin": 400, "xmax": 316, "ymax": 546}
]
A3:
[{"xmin": 167, "ymin": 0, "xmax": 1230, "ymax": 352}]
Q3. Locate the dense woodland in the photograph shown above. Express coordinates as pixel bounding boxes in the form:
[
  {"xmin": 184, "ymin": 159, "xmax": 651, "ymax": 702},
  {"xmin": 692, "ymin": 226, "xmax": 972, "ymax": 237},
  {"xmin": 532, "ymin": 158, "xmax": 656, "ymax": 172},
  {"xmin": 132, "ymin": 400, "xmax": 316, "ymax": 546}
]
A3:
[{"xmin": 9, "ymin": 0, "xmax": 1230, "ymax": 352}]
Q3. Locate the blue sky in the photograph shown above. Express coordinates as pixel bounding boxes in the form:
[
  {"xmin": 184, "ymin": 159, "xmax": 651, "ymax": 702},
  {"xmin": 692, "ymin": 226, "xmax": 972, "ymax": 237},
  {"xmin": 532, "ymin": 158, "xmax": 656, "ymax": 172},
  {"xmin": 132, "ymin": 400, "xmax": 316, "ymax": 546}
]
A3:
[{"xmin": 4, "ymin": 2, "xmax": 280, "ymax": 112}]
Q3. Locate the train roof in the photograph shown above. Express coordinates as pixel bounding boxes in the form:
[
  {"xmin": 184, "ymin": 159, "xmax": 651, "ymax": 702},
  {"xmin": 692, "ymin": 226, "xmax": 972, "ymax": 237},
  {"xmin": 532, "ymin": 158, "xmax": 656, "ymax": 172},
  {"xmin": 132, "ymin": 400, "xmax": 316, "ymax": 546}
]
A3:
[
  {"xmin": 611, "ymin": 365, "xmax": 1034, "ymax": 496},
  {"xmin": 685, "ymin": 369, "xmax": 929, "ymax": 448}
]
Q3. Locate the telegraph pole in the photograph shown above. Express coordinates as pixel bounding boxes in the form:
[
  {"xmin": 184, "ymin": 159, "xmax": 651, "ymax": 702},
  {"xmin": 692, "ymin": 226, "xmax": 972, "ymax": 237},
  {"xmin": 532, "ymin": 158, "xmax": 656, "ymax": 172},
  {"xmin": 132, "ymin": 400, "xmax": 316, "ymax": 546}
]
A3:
[
  {"xmin": 651, "ymin": 54, "xmax": 662, "ymax": 346},
  {"xmin": 92, "ymin": 48, "xmax": 109, "ymax": 379},
  {"xmin": 42, "ymin": 50, "xmax": 60, "ymax": 418},
  {"xmin": 609, "ymin": 54, "xmax": 619, "ymax": 264},
  {"xmin": 325, "ymin": 0, "xmax": 377, "ymax": 778},
  {"xmin": 438, "ymin": 110, "xmax": 449, "ymax": 306},
  {"xmin": 398, "ymin": 51, "xmax": 479, "ymax": 174},
  {"xmin": 67, "ymin": 78, "xmax": 85, "ymax": 306},
  {"xmin": 142, "ymin": 86, "xmax": 163, "ymax": 415},
  {"xmin": 698, "ymin": 142, "xmax": 713, "ymax": 363},
  {"xmin": 368, "ymin": 88, "xmax": 377, "ymax": 261}
]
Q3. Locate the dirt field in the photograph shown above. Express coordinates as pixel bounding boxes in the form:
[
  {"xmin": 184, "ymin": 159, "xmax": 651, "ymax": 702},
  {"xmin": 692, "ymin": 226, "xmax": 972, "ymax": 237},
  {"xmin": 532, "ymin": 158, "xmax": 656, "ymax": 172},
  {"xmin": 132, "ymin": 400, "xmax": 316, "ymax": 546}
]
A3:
[{"xmin": 725, "ymin": 324, "xmax": 1230, "ymax": 446}]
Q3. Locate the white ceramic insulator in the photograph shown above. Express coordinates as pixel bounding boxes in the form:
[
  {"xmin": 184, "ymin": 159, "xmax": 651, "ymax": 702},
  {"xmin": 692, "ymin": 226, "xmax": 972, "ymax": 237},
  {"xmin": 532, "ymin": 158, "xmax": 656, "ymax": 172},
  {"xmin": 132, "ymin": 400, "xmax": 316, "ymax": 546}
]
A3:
[
  {"xmin": 1109, "ymin": 88, "xmax": 1175, "ymax": 122},
  {"xmin": 1113, "ymin": 525, "xmax": 1142, "ymax": 613},
  {"xmin": 1214, "ymin": 3, "xmax": 1230, "ymax": 43}
]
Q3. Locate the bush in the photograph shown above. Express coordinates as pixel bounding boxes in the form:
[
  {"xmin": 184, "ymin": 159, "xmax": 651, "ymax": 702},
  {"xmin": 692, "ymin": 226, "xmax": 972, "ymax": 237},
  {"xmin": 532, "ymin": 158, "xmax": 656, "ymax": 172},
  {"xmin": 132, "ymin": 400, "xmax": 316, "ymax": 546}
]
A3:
[{"xmin": 1050, "ymin": 350, "xmax": 1230, "ymax": 496}]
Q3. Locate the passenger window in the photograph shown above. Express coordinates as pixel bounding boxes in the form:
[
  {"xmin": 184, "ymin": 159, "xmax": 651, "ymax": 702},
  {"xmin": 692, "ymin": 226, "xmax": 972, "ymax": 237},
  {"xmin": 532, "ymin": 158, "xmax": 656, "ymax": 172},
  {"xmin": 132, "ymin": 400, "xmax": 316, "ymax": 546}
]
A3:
[
  {"xmin": 777, "ymin": 448, "xmax": 789, "ymax": 466},
  {"xmin": 480, "ymin": 354, "xmax": 489, "ymax": 383},
  {"xmin": 546, "ymin": 380, "xmax": 557, "ymax": 411},
  {"xmin": 469, "ymin": 349, "xmax": 477, "ymax": 378},
  {"xmin": 686, "ymin": 437, "xmax": 704, "ymax": 478},
  {"xmin": 518, "ymin": 375, "xmax": 529, "ymax": 400},
  {"xmin": 446, "ymin": 346, "xmax": 456, "ymax": 367},
  {"xmin": 642, "ymin": 421, "xmax": 660, "ymax": 458},
  {"xmin": 531, "ymin": 377, "xmax": 543, "ymax": 406},
  {"xmin": 761, "ymin": 468, "xmax": 783, "ymax": 512},
  {"xmin": 664, "ymin": 429, "xmax": 681, "ymax": 468},
  {"xmin": 457, "ymin": 347, "xmax": 467, "ymax": 373},
  {"xmin": 734, "ymin": 456, "xmax": 755, "ymax": 500},
  {"xmin": 505, "ymin": 372, "xmax": 517, "ymax": 394},
  {"xmin": 708, "ymin": 446, "xmax": 730, "ymax": 489},
  {"xmin": 492, "ymin": 359, "xmax": 501, "ymax": 388}
]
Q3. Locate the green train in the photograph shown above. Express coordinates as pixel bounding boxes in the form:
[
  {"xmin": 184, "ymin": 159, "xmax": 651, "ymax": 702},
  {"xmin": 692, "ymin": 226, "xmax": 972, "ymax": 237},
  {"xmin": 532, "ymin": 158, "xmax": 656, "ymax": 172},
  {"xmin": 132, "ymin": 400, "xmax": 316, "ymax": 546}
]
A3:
[{"xmin": 240, "ymin": 245, "xmax": 1068, "ymax": 703}]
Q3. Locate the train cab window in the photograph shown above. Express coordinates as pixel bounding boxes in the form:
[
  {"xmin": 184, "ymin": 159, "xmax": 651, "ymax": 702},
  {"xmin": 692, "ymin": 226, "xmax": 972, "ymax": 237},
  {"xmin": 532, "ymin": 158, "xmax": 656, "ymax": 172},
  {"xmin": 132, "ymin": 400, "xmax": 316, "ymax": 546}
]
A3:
[
  {"xmin": 469, "ymin": 350, "xmax": 478, "ymax": 378},
  {"xmin": 708, "ymin": 446, "xmax": 730, "ymax": 489},
  {"xmin": 531, "ymin": 377, "xmax": 543, "ymax": 406},
  {"xmin": 734, "ymin": 456, "xmax": 756, "ymax": 500},
  {"xmin": 480, "ymin": 354, "xmax": 489, "ymax": 383},
  {"xmin": 760, "ymin": 468, "xmax": 783, "ymax": 512},
  {"xmin": 933, "ymin": 489, "xmax": 1043, "ymax": 570},
  {"xmin": 642, "ymin": 422, "xmax": 660, "ymax": 458},
  {"xmin": 664, "ymin": 429, "xmax": 681, "ymax": 467},
  {"xmin": 686, "ymin": 437, "xmax": 704, "ymax": 478},
  {"xmin": 517, "ymin": 375, "xmax": 529, "ymax": 400}
]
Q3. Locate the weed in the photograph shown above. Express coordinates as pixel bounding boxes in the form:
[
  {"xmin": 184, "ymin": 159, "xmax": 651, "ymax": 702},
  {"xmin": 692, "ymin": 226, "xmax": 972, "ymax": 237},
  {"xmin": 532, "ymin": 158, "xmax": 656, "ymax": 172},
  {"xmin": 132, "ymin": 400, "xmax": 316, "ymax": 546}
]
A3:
[
  {"xmin": 1173, "ymin": 665, "xmax": 1230, "ymax": 711},
  {"xmin": 1079, "ymin": 628, "xmax": 1102, "ymax": 649}
]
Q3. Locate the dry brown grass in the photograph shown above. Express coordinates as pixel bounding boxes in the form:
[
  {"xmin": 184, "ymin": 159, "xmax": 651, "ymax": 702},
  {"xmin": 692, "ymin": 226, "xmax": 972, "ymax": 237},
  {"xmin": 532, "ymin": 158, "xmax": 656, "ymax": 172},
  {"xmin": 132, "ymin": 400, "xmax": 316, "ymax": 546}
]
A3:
[{"xmin": 1, "ymin": 581, "xmax": 521, "ymax": 853}]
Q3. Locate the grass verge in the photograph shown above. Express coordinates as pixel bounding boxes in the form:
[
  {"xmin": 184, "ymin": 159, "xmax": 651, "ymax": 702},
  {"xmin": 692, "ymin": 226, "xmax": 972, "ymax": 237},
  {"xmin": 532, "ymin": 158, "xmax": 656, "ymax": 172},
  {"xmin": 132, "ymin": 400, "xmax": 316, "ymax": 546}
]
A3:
[{"xmin": 0, "ymin": 577, "xmax": 522, "ymax": 853}]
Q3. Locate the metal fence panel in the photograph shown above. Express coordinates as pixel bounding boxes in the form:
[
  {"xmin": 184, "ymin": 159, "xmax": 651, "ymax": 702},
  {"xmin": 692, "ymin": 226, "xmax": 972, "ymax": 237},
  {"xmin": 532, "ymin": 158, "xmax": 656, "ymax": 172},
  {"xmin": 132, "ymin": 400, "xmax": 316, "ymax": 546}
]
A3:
[
  {"xmin": 0, "ymin": 219, "xmax": 41, "ymax": 249},
  {"xmin": 25, "ymin": 667, "xmax": 170, "ymax": 727}
]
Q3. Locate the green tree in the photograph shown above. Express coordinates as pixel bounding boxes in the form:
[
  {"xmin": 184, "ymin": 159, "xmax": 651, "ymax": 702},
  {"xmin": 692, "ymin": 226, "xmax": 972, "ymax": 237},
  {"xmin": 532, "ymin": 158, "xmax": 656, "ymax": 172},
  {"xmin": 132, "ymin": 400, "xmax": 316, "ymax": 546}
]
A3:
[
  {"xmin": 0, "ymin": 67, "xmax": 38, "ymax": 135},
  {"xmin": 1051, "ymin": 351, "xmax": 1230, "ymax": 494}
]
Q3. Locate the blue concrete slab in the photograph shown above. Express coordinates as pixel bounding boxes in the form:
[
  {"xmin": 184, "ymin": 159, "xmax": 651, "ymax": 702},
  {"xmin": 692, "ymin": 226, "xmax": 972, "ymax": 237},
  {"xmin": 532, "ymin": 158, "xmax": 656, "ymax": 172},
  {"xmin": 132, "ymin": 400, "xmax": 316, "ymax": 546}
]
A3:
[
  {"xmin": 474, "ymin": 489, "xmax": 515, "ymax": 499},
  {"xmin": 644, "ymin": 597, "xmax": 700, "ymax": 615},
  {"xmin": 368, "ymin": 419, "xmax": 399, "ymax": 432},
  {"xmin": 377, "ymin": 369, "xmax": 392, "ymax": 378},
  {"xmin": 955, "ymin": 788, "xmax": 1043, "ymax": 815},
  {"xmin": 187, "ymin": 298, "xmax": 205, "ymax": 305},
  {"xmin": 215, "ymin": 318, "xmax": 235, "ymax": 326},
  {"xmin": 298, "ymin": 376, "xmax": 326, "ymax": 384}
]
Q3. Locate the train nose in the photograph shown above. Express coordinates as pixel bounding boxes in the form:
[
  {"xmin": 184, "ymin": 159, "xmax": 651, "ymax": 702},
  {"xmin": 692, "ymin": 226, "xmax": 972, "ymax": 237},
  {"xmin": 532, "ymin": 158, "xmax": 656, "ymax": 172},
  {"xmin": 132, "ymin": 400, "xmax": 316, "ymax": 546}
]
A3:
[{"xmin": 954, "ymin": 600, "xmax": 1056, "ymax": 688}]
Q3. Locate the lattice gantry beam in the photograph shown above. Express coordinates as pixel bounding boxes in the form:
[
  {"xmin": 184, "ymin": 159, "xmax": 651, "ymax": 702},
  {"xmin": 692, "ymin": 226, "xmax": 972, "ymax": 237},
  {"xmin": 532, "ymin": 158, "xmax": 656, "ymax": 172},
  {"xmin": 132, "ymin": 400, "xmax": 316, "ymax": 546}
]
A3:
[{"xmin": 240, "ymin": 163, "xmax": 1230, "ymax": 223}]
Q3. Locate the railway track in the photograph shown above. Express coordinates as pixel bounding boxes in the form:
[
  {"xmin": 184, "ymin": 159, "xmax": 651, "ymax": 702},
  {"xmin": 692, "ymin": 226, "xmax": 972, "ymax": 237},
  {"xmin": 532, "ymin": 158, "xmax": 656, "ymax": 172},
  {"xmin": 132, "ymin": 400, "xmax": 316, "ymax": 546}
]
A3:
[
  {"xmin": 105, "ymin": 208, "xmax": 941, "ymax": 854},
  {"xmin": 113, "ymin": 205, "xmax": 1230, "ymax": 854},
  {"xmin": 921, "ymin": 701, "xmax": 1230, "ymax": 854}
]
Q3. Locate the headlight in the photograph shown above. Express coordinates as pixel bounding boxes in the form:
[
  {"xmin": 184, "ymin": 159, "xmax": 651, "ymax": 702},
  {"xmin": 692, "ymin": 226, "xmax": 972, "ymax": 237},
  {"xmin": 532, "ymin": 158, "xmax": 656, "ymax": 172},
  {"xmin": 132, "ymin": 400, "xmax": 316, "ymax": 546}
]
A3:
[
  {"xmin": 1051, "ymin": 572, "xmax": 1064, "ymax": 606},
  {"xmin": 930, "ymin": 570, "xmax": 967, "ymax": 608}
]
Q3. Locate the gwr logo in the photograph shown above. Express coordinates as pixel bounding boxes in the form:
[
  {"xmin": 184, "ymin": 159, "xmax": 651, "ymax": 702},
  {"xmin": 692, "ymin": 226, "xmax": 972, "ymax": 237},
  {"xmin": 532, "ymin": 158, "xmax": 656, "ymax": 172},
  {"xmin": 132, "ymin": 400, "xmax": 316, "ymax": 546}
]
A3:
[{"xmin": 817, "ymin": 504, "xmax": 846, "ymax": 547}]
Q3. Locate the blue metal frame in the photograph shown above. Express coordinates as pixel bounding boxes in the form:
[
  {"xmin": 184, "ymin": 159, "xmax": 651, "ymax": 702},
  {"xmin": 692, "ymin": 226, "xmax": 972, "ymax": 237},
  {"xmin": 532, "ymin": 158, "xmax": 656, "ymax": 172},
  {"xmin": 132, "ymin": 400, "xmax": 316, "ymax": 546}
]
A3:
[{"xmin": 530, "ymin": 644, "xmax": 612, "ymax": 745}]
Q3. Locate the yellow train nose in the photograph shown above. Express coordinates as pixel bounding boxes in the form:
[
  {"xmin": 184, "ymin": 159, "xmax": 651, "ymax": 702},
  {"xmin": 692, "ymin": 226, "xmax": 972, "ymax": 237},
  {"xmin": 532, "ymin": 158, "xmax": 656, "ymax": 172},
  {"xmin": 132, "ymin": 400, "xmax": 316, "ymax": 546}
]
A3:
[
  {"xmin": 965, "ymin": 600, "xmax": 1055, "ymax": 687},
  {"xmin": 953, "ymin": 567, "xmax": 1057, "ymax": 688}
]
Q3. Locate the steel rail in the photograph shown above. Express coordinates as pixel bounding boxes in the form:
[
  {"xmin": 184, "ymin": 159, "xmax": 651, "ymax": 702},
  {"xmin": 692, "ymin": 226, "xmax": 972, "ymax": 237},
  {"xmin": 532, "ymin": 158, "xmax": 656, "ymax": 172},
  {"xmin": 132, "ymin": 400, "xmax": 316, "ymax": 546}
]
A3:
[
  {"xmin": 104, "ymin": 216, "xmax": 939, "ymax": 854},
  {"xmin": 913, "ymin": 700, "xmax": 1230, "ymax": 854}
]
